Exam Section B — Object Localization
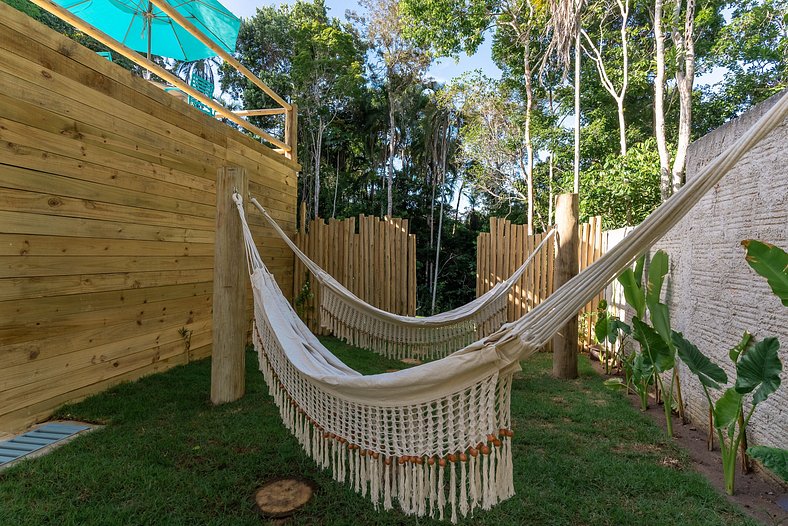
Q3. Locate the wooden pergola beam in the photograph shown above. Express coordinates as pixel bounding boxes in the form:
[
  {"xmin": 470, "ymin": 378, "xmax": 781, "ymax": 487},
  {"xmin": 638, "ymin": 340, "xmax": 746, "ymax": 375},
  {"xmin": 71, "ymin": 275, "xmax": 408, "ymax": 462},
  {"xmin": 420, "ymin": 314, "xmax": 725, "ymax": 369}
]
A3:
[
  {"xmin": 232, "ymin": 108, "xmax": 288, "ymax": 117},
  {"xmin": 28, "ymin": 0, "xmax": 291, "ymax": 153}
]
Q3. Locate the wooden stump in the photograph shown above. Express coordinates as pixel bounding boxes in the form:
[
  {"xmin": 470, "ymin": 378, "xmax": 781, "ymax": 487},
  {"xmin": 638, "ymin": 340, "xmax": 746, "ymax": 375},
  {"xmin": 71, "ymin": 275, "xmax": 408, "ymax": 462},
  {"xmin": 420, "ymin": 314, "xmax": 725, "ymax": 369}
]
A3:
[{"xmin": 254, "ymin": 478, "xmax": 315, "ymax": 518}]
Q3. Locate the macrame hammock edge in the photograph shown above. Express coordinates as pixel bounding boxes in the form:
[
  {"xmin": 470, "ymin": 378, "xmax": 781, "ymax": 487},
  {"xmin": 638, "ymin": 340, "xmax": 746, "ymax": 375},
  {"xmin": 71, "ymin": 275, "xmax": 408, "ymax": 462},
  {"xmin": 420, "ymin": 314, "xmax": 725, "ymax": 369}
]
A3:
[{"xmin": 235, "ymin": 92, "xmax": 787, "ymax": 523}]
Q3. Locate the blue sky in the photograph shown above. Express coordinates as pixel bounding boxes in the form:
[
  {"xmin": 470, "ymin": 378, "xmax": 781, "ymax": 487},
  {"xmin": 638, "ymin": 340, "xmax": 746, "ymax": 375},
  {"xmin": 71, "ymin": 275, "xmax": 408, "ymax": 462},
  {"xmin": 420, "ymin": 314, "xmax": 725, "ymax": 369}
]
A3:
[{"xmin": 222, "ymin": 0, "xmax": 502, "ymax": 83}]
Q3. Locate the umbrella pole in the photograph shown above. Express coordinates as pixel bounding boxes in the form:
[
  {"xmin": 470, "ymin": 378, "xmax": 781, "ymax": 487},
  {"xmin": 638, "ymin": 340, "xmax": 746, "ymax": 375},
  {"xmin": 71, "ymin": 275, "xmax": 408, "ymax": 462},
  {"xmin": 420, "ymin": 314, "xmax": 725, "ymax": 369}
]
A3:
[{"xmin": 145, "ymin": 1, "xmax": 152, "ymax": 80}]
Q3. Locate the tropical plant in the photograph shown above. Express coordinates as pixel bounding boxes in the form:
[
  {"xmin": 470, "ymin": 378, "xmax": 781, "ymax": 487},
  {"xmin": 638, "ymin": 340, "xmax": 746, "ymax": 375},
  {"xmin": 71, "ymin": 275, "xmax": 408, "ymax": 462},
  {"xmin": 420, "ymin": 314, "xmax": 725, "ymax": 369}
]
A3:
[
  {"xmin": 673, "ymin": 239, "xmax": 786, "ymax": 494},
  {"xmin": 593, "ymin": 299, "xmax": 630, "ymax": 374},
  {"xmin": 610, "ymin": 250, "xmax": 681, "ymax": 436},
  {"xmin": 673, "ymin": 332, "xmax": 782, "ymax": 495},
  {"xmin": 746, "ymin": 446, "xmax": 788, "ymax": 482}
]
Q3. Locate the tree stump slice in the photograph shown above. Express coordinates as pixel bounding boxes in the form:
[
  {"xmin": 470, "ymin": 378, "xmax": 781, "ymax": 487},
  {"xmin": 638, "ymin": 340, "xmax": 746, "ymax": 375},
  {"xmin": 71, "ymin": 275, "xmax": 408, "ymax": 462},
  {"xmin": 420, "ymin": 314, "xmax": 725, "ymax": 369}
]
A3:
[{"xmin": 254, "ymin": 478, "xmax": 314, "ymax": 517}]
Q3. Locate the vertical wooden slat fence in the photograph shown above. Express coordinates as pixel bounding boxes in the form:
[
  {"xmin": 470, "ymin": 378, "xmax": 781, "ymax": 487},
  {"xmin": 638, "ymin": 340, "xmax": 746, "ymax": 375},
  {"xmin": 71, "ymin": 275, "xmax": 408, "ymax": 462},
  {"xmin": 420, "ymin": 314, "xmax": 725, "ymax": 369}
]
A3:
[
  {"xmin": 476, "ymin": 216, "xmax": 604, "ymax": 348},
  {"xmin": 293, "ymin": 204, "xmax": 417, "ymax": 333},
  {"xmin": 578, "ymin": 216, "xmax": 604, "ymax": 348}
]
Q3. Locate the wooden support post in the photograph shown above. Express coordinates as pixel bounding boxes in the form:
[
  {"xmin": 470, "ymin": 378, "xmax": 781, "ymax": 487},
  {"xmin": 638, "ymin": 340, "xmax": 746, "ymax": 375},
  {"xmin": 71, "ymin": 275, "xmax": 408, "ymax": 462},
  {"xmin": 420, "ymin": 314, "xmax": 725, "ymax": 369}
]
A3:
[
  {"xmin": 211, "ymin": 166, "xmax": 248, "ymax": 405},
  {"xmin": 552, "ymin": 193, "xmax": 579, "ymax": 379}
]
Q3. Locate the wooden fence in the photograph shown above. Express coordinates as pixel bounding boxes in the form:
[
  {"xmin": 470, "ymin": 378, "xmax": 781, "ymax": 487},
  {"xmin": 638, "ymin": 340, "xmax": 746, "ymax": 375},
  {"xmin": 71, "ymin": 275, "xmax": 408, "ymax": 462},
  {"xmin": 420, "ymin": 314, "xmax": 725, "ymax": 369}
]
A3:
[
  {"xmin": 293, "ymin": 204, "xmax": 417, "ymax": 333},
  {"xmin": 0, "ymin": 4, "xmax": 297, "ymax": 433},
  {"xmin": 476, "ymin": 216, "xmax": 604, "ymax": 348}
]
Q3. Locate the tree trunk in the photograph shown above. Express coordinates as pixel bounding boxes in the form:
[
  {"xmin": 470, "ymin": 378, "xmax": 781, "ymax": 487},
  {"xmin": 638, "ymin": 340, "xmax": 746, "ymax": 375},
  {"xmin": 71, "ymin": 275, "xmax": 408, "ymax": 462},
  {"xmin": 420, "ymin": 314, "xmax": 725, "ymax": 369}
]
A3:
[
  {"xmin": 523, "ymin": 36, "xmax": 535, "ymax": 236},
  {"xmin": 332, "ymin": 152, "xmax": 340, "ymax": 218},
  {"xmin": 654, "ymin": 0, "xmax": 672, "ymax": 201},
  {"xmin": 387, "ymin": 98, "xmax": 396, "ymax": 217},
  {"xmin": 671, "ymin": 0, "xmax": 696, "ymax": 193},
  {"xmin": 617, "ymin": 97, "xmax": 627, "ymax": 156},
  {"xmin": 453, "ymin": 177, "xmax": 464, "ymax": 234},
  {"xmin": 313, "ymin": 117, "xmax": 323, "ymax": 220},
  {"xmin": 431, "ymin": 122, "xmax": 449, "ymax": 314},
  {"xmin": 573, "ymin": 31, "xmax": 581, "ymax": 194},
  {"xmin": 548, "ymin": 152, "xmax": 554, "ymax": 226}
]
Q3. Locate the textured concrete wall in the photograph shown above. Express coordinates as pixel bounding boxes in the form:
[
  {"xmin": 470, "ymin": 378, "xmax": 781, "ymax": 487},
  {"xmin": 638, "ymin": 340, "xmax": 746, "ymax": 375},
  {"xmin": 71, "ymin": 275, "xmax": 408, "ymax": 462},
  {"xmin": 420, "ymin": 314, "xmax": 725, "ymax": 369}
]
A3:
[{"xmin": 647, "ymin": 92, "xmax": 788, "ymax": 449}]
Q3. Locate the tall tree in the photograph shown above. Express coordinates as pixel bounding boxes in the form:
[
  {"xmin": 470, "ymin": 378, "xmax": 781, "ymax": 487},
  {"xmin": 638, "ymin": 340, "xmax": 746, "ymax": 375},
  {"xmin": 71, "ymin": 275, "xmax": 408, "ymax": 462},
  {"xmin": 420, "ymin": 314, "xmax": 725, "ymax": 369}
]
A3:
[
  {"xmin": 669, "ymin": 0, "xmax": 697, "ymax": 192},
  {"xmin": 581, "ymin": 0, "xmax": 630, "ymax": 155},
  {"xmin": 543, "ymin": 0, "xmax": 586, "ymax": 193},
  {"xmin": 356, "ymin": 0, "xmax": 431, "ymax": 217},
  {"xmin": 654, "ymin": 0, "xmax": 672, "ymax": 200},
  {"xmin": 402, "ymin": 0, "xmax": 545, "ymax": 232}
]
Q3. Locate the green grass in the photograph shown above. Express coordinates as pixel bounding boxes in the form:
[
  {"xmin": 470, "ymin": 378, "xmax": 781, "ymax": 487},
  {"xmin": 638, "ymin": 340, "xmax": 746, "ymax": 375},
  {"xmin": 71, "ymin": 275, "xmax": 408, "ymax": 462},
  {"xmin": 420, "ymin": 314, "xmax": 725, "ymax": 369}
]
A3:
[{"xmin": 0, "ymin": 337, "xmax": 760, "ymax": 526}]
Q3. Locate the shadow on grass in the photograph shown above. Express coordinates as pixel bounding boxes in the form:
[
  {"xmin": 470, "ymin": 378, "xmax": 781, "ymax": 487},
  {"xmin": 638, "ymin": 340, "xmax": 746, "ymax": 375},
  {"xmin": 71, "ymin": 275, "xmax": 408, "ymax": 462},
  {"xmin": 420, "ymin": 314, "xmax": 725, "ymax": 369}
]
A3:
[{"xmin": 0, "ymin": 337, "xmax": 760, "ymax": 526}]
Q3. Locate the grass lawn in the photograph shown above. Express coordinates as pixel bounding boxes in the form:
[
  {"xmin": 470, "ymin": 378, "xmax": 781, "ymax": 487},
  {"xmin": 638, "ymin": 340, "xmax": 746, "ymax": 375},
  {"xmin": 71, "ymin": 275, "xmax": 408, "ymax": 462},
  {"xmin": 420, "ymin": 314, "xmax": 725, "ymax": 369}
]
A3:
[{"xmin": 0, "ymin": 337, "xmax": 760, "ymax": 526}]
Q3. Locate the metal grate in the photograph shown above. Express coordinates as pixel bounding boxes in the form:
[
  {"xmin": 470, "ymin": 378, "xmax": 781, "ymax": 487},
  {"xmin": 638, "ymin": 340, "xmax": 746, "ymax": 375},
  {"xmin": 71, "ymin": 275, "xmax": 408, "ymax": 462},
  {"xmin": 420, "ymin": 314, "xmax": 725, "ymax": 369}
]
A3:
[{"xmin": 0, "ymin": 423, "xmax": 90, "ymax": 466}]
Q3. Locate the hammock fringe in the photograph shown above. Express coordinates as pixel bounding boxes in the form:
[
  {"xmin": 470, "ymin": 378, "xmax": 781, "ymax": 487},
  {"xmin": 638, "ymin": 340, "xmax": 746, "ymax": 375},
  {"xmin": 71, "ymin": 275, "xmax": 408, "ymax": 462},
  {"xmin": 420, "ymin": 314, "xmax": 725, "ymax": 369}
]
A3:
[{"xmin": 254, "ymin": 320, "xmax": 515, "ymax": 522}]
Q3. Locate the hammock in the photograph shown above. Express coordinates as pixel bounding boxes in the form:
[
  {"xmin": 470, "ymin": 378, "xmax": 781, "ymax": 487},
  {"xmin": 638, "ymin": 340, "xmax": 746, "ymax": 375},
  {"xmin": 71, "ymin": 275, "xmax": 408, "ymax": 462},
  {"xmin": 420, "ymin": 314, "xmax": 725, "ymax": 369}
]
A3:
[
  {"xmin": 250, "ymin": 198, "xmax": 555, "ymax": 360},
  {"xmin": 237, "ymin": 92, "xmax": 786, "ymax": 522}
]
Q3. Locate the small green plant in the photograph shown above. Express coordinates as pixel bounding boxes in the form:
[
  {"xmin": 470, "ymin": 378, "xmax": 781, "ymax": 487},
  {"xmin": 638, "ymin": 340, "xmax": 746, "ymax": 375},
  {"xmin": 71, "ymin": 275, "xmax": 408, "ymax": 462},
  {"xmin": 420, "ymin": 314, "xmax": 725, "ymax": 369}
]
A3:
[
  {"xmin": 294, "ymin": 273, "xmax": 315, "ymax": 319},
  {"xmin": 594, "ymin": 299, "xmax": 631, "ymax": 374},
  {"xmin": 674, "ymin": 239, "xmax": 786, "ymax": 495},
  {"xmin": 673, "ymin": 331, "xmax": 782, "ymax": 495},
  {"xmin": 608, "ymin": 250, "xmax": 680, "ymax": 435},
  {"xmin": 746, "ymin": 446, "xmax": 788, "ymax": 482}
]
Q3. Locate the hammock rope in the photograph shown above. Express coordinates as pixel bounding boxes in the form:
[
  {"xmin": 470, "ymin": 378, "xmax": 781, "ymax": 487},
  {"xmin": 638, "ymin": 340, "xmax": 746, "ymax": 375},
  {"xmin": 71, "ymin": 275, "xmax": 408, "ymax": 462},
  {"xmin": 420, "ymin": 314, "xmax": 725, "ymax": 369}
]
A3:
[
  {"xmin": 250, "ymin": 197, "xmax": 555, "ymax": 360},
  {"xmin": 236, "ymin": 91, "xmax": 787, "ymax": 522}
]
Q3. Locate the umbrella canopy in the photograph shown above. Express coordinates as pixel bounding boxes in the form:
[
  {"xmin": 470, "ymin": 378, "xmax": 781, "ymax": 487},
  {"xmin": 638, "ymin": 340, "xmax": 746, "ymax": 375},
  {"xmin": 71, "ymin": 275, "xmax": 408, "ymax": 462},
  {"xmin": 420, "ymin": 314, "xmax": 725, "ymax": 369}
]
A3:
[{"xmin": 51, "ymin": 0, "xmax": 241, "ymax": 61}]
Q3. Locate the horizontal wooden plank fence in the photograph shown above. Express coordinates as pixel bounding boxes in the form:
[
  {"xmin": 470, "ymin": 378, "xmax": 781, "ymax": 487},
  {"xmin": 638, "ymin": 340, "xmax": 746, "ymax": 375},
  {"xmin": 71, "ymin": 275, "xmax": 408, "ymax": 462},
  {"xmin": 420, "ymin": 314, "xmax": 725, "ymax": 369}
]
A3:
[
  {"xmin": 293, "ymin": 204, "xmax": 417, "ymax": 333},
  {"xmin": 475, "ymin": 216, "xmax": 604, "ymax": 348},
  {"xmin": 0, "ymin": 4, "xmax": 297, "ymax": 434}
]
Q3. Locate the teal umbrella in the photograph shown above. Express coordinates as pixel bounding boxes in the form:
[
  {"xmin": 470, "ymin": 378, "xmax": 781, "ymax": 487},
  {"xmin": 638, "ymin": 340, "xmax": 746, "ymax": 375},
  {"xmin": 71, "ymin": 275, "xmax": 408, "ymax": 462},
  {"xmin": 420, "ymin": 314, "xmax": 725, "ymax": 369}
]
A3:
[{"xmin": 51, "ymin": 0, "xmax": 241, "ymax": 61}]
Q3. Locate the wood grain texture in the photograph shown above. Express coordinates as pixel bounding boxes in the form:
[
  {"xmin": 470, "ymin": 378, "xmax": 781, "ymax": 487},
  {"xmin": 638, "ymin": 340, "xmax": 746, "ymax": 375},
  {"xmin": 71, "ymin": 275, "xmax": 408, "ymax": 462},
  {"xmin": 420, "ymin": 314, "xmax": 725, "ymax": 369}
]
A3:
[
  {"xmin": 0, "ymin": 3, "xmax": 296, "ymax": 432},
  {"xmin": 292, "ymin": 213, "xmax": 417, "ymax": 333}
]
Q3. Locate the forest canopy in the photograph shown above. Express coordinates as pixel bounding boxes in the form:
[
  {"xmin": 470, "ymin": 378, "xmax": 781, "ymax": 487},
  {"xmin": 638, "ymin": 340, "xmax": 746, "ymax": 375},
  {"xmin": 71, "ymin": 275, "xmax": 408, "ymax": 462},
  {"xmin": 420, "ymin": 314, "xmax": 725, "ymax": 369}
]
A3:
[{"xmin": 8, "ymin": 0, "xmax": 786, "ymax": 313}]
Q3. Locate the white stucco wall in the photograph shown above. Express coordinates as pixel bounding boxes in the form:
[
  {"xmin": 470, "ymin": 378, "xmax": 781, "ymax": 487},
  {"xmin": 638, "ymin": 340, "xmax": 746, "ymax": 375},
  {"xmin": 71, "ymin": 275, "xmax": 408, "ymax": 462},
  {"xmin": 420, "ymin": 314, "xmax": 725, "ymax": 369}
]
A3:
[{"xmin": 629, "ymin": 92, "xmax": 788, "ymax": 449}]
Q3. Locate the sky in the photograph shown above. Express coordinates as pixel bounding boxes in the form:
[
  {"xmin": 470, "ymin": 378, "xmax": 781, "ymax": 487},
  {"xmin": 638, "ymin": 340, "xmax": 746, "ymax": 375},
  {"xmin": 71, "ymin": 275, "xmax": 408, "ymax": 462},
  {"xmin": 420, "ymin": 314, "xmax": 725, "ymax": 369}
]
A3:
[{"xmin": 221, "ymin": 0, "xmax": 502, "ymax": 83}]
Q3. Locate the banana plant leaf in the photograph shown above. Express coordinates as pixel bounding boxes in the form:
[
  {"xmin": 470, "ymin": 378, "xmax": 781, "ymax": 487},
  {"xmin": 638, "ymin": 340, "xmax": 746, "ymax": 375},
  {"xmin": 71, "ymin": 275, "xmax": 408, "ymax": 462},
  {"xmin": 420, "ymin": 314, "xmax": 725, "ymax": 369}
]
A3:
[
  {"xmin": 735, "ymin": 337, "xmax": 782, "ymax": 405},
  {"xmin": 672, "ymin": 331, "xmax": 727, "ymax": 389},
  {"xmin": 742, "ymin": 240, "xmax": 788, "ymax": 307},
  {"xmin": 632, "ymin": 318, "xmax": 674, "ymax": 373},
  {"xmin": 713, "ymin": 388, "xmax": 742, "ymax": 437}
]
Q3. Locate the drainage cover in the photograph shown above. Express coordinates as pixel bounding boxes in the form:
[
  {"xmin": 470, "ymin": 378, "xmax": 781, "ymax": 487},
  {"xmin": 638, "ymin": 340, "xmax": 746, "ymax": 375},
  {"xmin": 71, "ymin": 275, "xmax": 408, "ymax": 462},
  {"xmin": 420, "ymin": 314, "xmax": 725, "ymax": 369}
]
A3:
[{"xmin": 0, "ymin": 423, "xmax": 90, "ymax": 466}]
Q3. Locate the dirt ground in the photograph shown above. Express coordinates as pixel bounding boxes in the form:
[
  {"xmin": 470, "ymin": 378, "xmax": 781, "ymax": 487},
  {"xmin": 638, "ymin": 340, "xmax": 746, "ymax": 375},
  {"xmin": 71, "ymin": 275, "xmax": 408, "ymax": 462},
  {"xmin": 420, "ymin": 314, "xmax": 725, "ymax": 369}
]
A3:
[{"xmin": 596, "ymin": 361, "xmax": 787, "ymax": 526}]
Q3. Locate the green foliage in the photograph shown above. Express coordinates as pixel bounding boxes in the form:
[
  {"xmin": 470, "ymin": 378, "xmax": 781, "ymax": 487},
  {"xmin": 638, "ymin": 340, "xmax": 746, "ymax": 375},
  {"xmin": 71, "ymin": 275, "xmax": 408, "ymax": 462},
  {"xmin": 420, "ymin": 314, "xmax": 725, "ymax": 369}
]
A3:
[
  {"xmin": 617, "ymin": 255, "xmax": 646, "ymax": 319},
  {"xmin": 746, "ymin": 446, "xmax": 788, "ymax": 482},
  {"xmin": 616, "ymin": 251, "xmax": 680, "ymax": 434},
  {"xmin": 632, "ymin": 318, "xmax": 674, "ymax": 373},
  {"xmin": 675, "ymin": 242, "xmax": 786, "ymax": 494},
  {"xmin": 672, "ymin": 331, "xmax": 727, "ymax": 389},
  {"xmin": 741, "ymin": 240, "xmax": 788, "ymax": 306},
  {"xmin": 579, "ymin": 140, "xmax": 662, "ymax": 229},
  {"xmin": 734, "ymin": 337, "xmax": 782, "ymax": 405},
  {"xmin": 294, "ymin": 273, "xmax": 314, "ymax": 318},
  {"xmin": 696, "ymin": 0, "xmax": 787, "ymax": 134},
  {"xmin": 677, "ymin": 331, "xmax": 783, "ymax": 495},
  {"xmin": 594, "ymin": 312, "xmax": 630, "ymax": 345}
]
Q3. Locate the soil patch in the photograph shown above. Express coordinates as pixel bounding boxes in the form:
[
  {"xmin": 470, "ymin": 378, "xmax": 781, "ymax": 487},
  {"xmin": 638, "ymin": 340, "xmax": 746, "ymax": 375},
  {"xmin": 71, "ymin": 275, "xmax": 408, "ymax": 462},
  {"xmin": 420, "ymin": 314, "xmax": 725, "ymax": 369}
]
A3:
[{"xmin": 598, "ymin": 364, "xmax": 787, "ymax": 526}]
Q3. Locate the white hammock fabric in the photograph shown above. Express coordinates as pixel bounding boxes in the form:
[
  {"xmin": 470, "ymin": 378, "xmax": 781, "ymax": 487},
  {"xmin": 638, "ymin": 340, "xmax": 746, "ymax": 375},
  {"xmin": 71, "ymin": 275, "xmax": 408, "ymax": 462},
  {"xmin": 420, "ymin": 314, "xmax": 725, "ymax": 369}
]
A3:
[
  {"xmin": 237, "ymin": 92, "xmax": 787, "ymax": 522},
  {"xmin": 250, "ymin": 197, "xmax": 555, "ymax": 360}
]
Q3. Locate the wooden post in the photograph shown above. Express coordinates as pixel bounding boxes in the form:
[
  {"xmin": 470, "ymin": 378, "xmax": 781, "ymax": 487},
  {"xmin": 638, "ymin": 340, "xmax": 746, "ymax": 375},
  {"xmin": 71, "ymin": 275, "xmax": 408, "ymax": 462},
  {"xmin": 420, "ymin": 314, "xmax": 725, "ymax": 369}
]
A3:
[
  {"xmin": 552, "ymin": 193, "xmax": 579, "ymax": 379},
  {"xmin": 211, "ymin": 166, "xmax": 248, "ymax": 405}
]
